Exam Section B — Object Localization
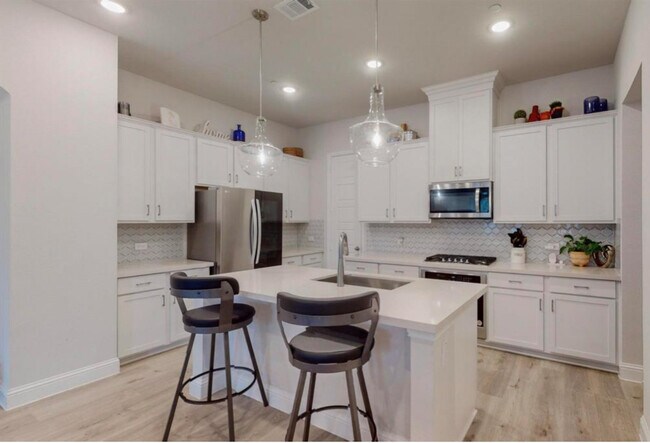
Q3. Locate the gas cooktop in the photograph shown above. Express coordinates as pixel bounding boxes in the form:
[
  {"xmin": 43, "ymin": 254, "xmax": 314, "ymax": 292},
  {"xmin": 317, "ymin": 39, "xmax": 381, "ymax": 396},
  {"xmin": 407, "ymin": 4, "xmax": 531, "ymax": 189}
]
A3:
[{"xmin": 424, "ymin": 254, "xmax": 497, "ymax": 266}]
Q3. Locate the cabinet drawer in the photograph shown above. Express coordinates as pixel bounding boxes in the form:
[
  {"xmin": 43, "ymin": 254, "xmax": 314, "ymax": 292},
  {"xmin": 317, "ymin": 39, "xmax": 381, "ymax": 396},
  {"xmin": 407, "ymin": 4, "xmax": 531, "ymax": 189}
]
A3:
[
  {"xmin": 547, "ymin": 277, "xmax": 615, "ymax": 299},
  {"xmin": 118, "ymin": 273, "xmax": 167, "ymax": 295},
  {"xmin": 302, "ymin": 253, "xmax": 323, "ymax": 266},
  {"xmin": 488, "ymin": 273, "xmax": 543, "ymax": 292},
  {"xmin": 379, "ymin": 264, "xmax": 419, "ymax": 278},
  {"xmin": 282, "ymin": 256, "xmax": 303, "ymax": 266},
  {"xmin": 348, "ymin": 261, "xmax": 379, "ymax": 274}
]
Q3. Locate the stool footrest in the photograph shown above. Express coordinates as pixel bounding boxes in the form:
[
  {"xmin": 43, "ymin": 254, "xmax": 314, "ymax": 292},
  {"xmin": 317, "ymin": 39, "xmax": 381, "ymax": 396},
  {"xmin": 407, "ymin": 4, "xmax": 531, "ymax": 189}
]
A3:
[
  {"xmin": 179, "ymin": 365, "xmax": 257, "ymax": 405},
  {"xmin": 296, "ymin": 404, "xmax": 378, "ymax": 441}
]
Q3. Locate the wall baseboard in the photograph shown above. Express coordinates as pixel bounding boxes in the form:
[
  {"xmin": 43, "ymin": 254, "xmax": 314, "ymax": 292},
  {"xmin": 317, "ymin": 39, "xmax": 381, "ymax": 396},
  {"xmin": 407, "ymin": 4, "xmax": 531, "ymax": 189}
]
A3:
[
  {"xmin": 619, "ymin": 362, "xmax": 644, "ymax": 383},
  {"xmin": 640, "ymin": 415, "xmax": 649, "ymax": 441},
  {"xmin": 1, "ymin": 358, "xmax": 120, "ymax": 410}
]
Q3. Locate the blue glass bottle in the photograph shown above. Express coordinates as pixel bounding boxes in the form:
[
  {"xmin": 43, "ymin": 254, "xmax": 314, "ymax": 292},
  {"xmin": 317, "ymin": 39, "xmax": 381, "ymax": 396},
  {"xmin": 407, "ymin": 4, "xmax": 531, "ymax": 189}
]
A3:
[{"xmin": 232, "ymin": 124, "xmax": 245, "ymax": 142}]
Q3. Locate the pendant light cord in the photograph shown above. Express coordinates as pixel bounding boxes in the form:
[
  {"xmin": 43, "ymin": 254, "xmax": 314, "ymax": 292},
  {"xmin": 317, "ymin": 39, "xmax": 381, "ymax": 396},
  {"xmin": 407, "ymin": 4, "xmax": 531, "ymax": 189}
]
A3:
[
  {"xmin": 259, "ymin": 17, "xmax": 263, "ymax": 119},
  {"xmin": 374, "ymin": 0, "xmax": 379, "ymax": 88}
]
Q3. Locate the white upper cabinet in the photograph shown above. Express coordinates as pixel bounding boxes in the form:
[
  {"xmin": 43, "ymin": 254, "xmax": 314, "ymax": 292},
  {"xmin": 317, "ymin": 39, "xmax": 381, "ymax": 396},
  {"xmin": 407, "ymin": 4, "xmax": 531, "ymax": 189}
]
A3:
[
  {"xmin": 196, "ymin": 138, "xmax": 233, "ymax": 187},
  {"xmin": 494, "ymin": 126, "xmax": 547, "ymax": 222},
  {"xmin": 423, "ymin": 71, "xmax": 502, "ymax": 183},
  {"xmin": 154, "ymin": 129, "xmax": 195, "ymax": 222},
  {"xmin": 286, "ymin": 156, "xmax": 310, "ymax": 223},
  {"xmin": 390, "ymin": 141, "xmax": 429, "ymax": 222},
  {"xmin": 233, "ymin": 146, "xmax": 264, "ymax": 191},
  {"xmin": 548, "ymin": 115, "xmax": 615, "ymax": 223},
  {"xmin": 358, "ymin": 162, "xmax": 391, "ymax": 222},
  {"xmin": 358, "ymin": 140, "xmax": 429, "ymax": 223},
  {"xmin": 118, "ymin": 120, "xmax": 153, "ymax": 222}
]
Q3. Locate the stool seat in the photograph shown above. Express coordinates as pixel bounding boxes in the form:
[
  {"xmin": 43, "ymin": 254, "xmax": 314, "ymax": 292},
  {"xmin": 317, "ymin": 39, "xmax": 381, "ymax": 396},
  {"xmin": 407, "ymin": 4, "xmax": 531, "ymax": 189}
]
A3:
[
  {"xmin": 289, "ymin": 326, "xmax": 374, "ymax": 365},
  {"xmin": 183, "ymin": 303, "xmax": 255, "ymax": 329}
]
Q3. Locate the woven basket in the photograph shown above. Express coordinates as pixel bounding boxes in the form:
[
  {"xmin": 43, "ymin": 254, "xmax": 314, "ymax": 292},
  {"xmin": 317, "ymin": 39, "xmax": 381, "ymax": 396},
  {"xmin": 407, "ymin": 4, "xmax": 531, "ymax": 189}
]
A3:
[{"xmin": 283, "ymin": 147, "xmax": 304, "ymax": 157}]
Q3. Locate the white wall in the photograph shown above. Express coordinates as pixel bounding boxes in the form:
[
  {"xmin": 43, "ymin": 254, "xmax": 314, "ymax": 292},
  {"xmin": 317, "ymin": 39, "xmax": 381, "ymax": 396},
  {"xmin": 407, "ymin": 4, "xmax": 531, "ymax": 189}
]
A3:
[
  {"xmin": 0, "ymin": 0, "xmax": 118, "ymax": 408},
  {"xmin": 613, "ymin": 0, "xmax": 650, "ymax": 436},
  {"xmin": 497, "ymin": 65, "xmax": 615, "ymax": 125},
  {"xmin": 0, "ymin": 88, "xmax": 9, "ymax": 394},
  {"xmin": 119, "ymin": 69, "xmax": 298, "ymax": 149}
]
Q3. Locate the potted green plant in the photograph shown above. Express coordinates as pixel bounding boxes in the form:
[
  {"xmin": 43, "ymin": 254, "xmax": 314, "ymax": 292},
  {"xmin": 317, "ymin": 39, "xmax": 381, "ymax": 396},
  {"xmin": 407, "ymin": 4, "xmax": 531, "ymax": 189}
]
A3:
[
  {"xmin": 514, "ymin": 109, "xmax": 527, "ymax": 124},
  {"xmin": 559, "ymin": 234, "xmax": 603, "ymax": 267},
  {"xmin": 550, "ymin": 100, "xmax": 564, "ymax": 119}
]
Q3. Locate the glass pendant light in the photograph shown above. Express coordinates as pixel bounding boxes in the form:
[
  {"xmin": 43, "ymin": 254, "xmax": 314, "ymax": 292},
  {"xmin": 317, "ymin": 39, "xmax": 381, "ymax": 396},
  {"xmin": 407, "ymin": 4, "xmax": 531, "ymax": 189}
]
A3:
[
  {"xmin": 238, "ymin": 9, "xmax": 283, "ymax": 177},
  {"xmin": 349, "ymin": 0, "xmax": 402, "ymax": 167}
]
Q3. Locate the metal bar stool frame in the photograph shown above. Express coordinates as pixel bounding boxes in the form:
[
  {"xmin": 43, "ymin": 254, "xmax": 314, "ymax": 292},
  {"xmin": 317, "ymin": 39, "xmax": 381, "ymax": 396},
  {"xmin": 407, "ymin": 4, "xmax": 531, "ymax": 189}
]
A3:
[
  {"xmin": 277, "ymin": 291, "xmax": 380, "ymax": 442},
  {"xmin": 163, "ymin": 272, "xmax": 269, "ymax": 442}
]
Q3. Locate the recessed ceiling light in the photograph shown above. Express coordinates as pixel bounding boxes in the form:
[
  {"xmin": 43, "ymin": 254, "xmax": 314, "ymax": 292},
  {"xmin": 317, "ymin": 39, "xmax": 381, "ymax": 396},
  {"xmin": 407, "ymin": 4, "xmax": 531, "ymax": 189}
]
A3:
[
  {"xmin": 282, "ymin": 86, "xmax": 297, "ymax": 94},
  {"xmin": 100, "ymin": 0, "xmax": 126, "ymax": 14},
  {"xmin": 491, "ymin": 20, "xmax": 511, "ymax": 33},
  {"xmin": 366, "ymin": 60, "xmax": 382, "ymax": 69}
]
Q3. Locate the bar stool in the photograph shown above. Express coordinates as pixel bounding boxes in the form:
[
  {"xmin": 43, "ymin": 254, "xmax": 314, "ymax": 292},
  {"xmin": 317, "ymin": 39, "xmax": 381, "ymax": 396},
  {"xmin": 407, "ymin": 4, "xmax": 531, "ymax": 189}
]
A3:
[
  {"xmin": 276, "ymin": 291, "xmax": 380, "ymax": 442},
  {"xmin": 163, "ymin": 272, "xmax": 269, "ymax": 442}
]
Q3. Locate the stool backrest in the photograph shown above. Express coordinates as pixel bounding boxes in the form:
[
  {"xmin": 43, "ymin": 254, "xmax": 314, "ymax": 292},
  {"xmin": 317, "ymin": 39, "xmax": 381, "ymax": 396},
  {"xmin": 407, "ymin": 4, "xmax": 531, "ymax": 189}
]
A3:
[
  {"xmin": 276, "ymin": 291, "xmax": 379, "ymax": 362},
  {"xmin": 170, "ymin": 272, "xmax": 240, "ymax": 327}
]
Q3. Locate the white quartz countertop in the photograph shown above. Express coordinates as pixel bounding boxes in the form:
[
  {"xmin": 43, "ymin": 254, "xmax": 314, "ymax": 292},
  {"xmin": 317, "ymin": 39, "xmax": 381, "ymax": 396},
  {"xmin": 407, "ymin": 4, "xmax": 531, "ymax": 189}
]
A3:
[
  {"xmin": 220, "ymin": 265, "xmax": 486, "ymax": 334},
  {"xmin": 346, "ymin": 253, "xmax": 621, "ymax": 281},
  {"xmin": 118, "ymin": 259, "xmax": 213, "ymax": 278},
  {"xmin": 282, "ymin": 248, "xmax": 324, "ymax": 258}
]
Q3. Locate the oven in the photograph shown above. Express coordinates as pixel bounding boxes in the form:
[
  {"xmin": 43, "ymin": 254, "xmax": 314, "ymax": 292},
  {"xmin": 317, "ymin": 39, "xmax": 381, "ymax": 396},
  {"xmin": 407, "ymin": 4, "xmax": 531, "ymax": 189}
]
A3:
[
  {"xmin": 420, "ymin": 269, "xmax": 487, "ymax": 339},
  {"xmin": 429, "ymin": 181, "xmax": 492, "ymax": 219}
]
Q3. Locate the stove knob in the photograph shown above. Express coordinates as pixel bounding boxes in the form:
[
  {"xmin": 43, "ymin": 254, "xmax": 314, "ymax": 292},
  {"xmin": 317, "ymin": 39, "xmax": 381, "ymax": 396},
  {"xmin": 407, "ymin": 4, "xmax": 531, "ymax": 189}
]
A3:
[
  {"xmin": 453, "ymin": 258, "xmax": 459, "ymax": 263},
  {"xmin": 465, "ymin": 259, "xmax": 470, "ymax": 264},
  {"xmin": 441, "ymin": 258, "xmax": 446, "ymax": 262}
]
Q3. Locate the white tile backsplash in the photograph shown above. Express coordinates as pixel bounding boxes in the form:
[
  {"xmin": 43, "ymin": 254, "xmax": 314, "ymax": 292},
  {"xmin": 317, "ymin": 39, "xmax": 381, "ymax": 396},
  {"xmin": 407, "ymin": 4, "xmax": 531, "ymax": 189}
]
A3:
[
  {"xmin": 365, "ymin": 221, "xmax": 617, "ymax": 263},
  {"xmin": 118, "ymin": 224, "xmax": 186, "ymax": 263}
]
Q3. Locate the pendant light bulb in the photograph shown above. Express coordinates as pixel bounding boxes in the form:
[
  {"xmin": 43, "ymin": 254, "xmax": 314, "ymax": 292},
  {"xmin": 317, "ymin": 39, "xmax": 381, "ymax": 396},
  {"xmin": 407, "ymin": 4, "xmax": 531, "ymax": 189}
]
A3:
[
  {"xmin": 238, "ymin": 9, "xmax": 283, "ymax": 177},
  {"xmin": 349, "ymin": 0, "xmax": 402, "ymax": 166}
]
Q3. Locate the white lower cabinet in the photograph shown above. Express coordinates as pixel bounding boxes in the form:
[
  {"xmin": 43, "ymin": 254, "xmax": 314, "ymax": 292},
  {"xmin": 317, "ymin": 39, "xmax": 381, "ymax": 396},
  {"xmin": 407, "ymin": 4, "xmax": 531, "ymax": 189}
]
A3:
[
  {"xmin": 347, "ymin": 261, "xmax": 379, "ymax": 274},
  {"xmin": 282, "ymin": 252, "xmax": 323, "ymax": 267},
  {"xmin": 487, "ymin": 287, "xmax": 544, "ymax": 351},
  {"xmin": 545, "ymin": 293, "xmax": 616, "ymax": 364},
  {"xmin": 379, "ymin": 264, "xmax": 420, "ymax": 278},
  {"xmin": 118, "ymin": 289, "xmax": 168, "ymax": 358},
  {"xmin": 487, "ymin": 273, "xmax": 617, "ymax": 365},
  {"xmin": 118, "ymin": 266, "xmax": 211, "ymax": 359}
]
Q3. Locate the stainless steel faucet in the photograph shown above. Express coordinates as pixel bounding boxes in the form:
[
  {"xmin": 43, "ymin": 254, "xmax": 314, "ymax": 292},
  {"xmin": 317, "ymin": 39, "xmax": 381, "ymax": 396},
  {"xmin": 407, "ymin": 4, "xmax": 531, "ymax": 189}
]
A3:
[{"xmin": 337, "ymin": 232, "xmax": 349, "ymax": 287}]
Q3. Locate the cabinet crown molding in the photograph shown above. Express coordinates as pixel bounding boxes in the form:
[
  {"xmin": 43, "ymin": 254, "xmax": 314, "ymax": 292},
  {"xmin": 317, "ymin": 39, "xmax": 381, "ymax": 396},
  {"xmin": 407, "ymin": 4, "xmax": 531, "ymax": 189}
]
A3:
[{"xmin": 422, "ymin": 70, "xmax": 504, "ymax": 100}]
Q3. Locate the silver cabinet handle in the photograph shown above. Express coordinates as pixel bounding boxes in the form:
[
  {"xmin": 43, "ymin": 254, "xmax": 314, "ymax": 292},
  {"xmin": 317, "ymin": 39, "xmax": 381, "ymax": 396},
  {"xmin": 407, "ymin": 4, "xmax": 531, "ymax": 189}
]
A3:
[
  {"xmin": 393, "ymin": 208, "xmax": 396, "ymax": 217},
  {"xmin": 508, "ymin": 280, "xmax": 523, "ymax": 284},
  {"xmin": 394, "ymin": 270, "xmax": 404, "ymax": 274},
  {"xmin": 539, "ymin": 299, "xmax": 542, "ymax": 311},
  {"xmin": 157, "ymin": 205, "xmax": 161, "ymax": 216},
  {"xmin": 161, "ymin": 294, "xmax": 165, "ymax": 307},
  {"xmin": 458, "ymin": 166, "xmax": 463, "ymax": 177},
  {"xmin": 357, "ymin": 266, "xmax": 366, "ymax": 270},
  {"xmin": 228, "ymin": 173, "xmax": 232, "ymax": 183},
  {"xmin": 235, "ymin": 174, "xmax": 239, "ymax": 184},
  {"xmin": 146, "ymin": 204, "xmax": 150, "ymax": 216},
  {"xmin": 542, "ymin": 205, "xmax": 546, "ymax": 217},
  {"xmin": 551, "ymin": 299, "xmax": 555, "ymax": 312},
  {"xmin": 454, "ymin": 166, "xmax": 458, "ymax": 177},
  {"xmin": 574, "ymin": 285, "xmax": 590, "ymax": 290},
  {"xmin": 354, "ymin": 246, "xmax": 360, "ymax": 252},
  {"xmin": 554, "ymin": 205, "xmax": 558, "ymax": 217},
  {"xmin": 385, "ymin": 208, "xmax": 389, "ymax": 218},
  {"xmin": 290, "ymin": 209, "xmax": 293, "ymax": 219},
  {"xmin": 172, "ymin": 297, "xmax": 176, "ymax": 305},
  {"xmin": 136, "ymin": 281, "xmax": 152, "ymax": 287}
]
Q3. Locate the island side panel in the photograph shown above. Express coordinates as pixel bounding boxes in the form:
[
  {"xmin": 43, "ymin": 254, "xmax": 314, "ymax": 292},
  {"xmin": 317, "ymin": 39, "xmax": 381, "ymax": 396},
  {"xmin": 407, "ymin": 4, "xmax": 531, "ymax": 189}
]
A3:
[{"xmin": 408, "ymin": 302, "xmax": 477, "ymax": 441}]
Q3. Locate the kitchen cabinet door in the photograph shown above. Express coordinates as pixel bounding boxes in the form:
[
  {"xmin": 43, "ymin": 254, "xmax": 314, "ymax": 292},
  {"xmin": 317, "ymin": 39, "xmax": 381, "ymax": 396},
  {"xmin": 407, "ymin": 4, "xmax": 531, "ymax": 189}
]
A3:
[
  {"xmin": 548, "ymin": 115, "xmax": 614, "ymax": 222},
  {"xmin": 545, "ymin": 293, "xmax": 616, "ymax": 364},
  {"xmin": 118, "ymin": 120, "xmax": 154, "ymax": 222},
  {"xmin": 287, "ymin": 156, "xmax": 310, "ymax": 223},
  {"xmin": 358, "ymin": 162, "xmax": 390, "ymax": 222},
  {"xmin": 196, "ymin": 138, "xmax": 233, "ymax": 187},
  {"xmin": 458, "ymin": 90, "xmax": 491, "ymax": 181},
  {"xmin": 118, "ymin": 289, "xmax": 168, "ymax": 358},
  {"xmin": 155, "ymin": 129, "xmax": 195, "ymax": 222},
  {"xmin": 487, "ymin": 287, "xmax": 544, "ymax": 351},
  {"xmin": 390, "ymin": 141, "xmax": 429, "ymax": 222},
  {"xmin": 494, "ymin": 126, "xmax": 547, "ymax": 222},
  {"xmin": 233, "ymin": 147, "xmax": 264, "ymax": 190},
  {"xmin": 429, "ymin": 97, "xmax": 459, "ymax": 183}
]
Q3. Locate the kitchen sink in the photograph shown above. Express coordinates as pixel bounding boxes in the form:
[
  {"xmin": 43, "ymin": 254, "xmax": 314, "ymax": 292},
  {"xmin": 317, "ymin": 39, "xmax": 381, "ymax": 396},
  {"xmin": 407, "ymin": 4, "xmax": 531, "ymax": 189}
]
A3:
[{"xmin": 314, "ymin": 274, "xmax": 411, "ymax": 290}]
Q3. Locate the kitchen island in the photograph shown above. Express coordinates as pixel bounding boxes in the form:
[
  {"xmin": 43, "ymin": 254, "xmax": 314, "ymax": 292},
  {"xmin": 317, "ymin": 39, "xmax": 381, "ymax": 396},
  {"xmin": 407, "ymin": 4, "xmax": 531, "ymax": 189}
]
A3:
[{"xmin": 187, "ymin": 265, "xmax": 486, "ymax": 441}]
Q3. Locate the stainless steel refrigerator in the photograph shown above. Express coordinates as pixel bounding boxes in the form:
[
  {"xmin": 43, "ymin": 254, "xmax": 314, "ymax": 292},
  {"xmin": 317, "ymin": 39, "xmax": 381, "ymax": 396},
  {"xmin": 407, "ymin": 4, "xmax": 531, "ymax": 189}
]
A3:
[{"xmin": 187, "ymin": 187, "xmax": 283, "ymax": 273}]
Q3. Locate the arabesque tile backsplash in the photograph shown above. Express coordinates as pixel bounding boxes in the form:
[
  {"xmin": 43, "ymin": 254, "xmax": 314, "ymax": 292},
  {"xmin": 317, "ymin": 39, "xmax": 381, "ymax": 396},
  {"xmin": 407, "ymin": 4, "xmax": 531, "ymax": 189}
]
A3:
[{"xmin": 365, "ymin": 221, "xmax": 617, "ymax": 263}]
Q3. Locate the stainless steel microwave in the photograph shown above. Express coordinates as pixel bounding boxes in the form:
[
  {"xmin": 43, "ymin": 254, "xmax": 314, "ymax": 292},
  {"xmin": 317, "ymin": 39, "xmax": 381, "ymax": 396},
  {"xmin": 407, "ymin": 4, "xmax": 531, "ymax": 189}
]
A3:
[{"xmin": 429, "ymin": 181, "xmax": 493, "ymax": 219}]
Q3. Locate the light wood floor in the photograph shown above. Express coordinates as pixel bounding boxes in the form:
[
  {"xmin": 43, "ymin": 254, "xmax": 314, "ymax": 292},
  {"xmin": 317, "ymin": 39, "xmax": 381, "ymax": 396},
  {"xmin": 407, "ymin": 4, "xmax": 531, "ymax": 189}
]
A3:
[{"xmin": 0, "ymin": 346, "xmax": 642, "ymax": 441}]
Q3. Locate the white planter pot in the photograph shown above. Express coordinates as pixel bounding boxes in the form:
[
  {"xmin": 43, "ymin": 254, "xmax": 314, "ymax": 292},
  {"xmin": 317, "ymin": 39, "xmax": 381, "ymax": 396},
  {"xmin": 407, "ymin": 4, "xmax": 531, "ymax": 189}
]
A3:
[
  {"xmin": 511, "ymin": 248, "xmax": 526, "ymax": 264},
  {"xmin": 514, "ymin": 117, "xmax": 526, "ymax": 124}
]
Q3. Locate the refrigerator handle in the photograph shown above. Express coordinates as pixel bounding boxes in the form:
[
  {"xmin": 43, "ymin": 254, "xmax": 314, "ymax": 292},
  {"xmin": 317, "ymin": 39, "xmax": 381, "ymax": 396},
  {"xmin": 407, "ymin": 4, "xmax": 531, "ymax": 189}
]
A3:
[
  {"xmin": 255, "ymin": 199, "xmax": 262, "ymax": 265},
  {"xmin": 250, "ymin": 198, "xmax": 258, "ymax": 265}
]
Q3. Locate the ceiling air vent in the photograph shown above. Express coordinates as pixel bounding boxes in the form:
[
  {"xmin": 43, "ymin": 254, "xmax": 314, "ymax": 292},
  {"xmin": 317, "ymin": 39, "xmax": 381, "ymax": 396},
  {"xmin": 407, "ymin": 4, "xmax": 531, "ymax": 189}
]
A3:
[{"xmin": 274, "ymin": 0, "xmax": 319, "ymax": 20}]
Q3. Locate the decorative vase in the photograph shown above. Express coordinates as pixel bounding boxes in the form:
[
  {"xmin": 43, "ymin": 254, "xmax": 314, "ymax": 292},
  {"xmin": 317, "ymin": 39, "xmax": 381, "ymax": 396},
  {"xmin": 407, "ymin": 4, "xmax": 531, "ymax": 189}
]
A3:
[
  {"xmin": 584, "ymin": 96, "xmax": 600, "ymax": 114},
  {"xmin": 232, "ymin": 124, "xmax": 246, "ymax": 142},
  {"xmin": 515, "ymin": 117, "xmax": 526, "ymax": 124},
  {"xmin": 540, "ymin": 111, "xmax": 551, "ymax": 120},
  {"xmin": 528, "ymin": 105, "xmax": 541, "ymax": 122},
  {"xmin": 599, "ymin": 98, "xmax": 608, "ymax": 112},
  {"xmin": 511, "ymin": 248, "xmax": 526, "ymax": 264},
  {"xmin": 569, "ymin": 251, "xmax": 590, "ymax": 267},
  {"xmin": 550, "ymin": 106, "xmax": 564, "ymax": 119}
]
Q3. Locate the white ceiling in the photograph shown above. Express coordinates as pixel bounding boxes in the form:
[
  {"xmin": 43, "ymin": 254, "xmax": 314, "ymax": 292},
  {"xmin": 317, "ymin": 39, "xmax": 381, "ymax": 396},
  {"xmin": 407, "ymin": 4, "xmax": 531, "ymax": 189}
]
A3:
[{"xmin": 35, "ymin": 0, "xmax": 629, "ymax": 128}]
